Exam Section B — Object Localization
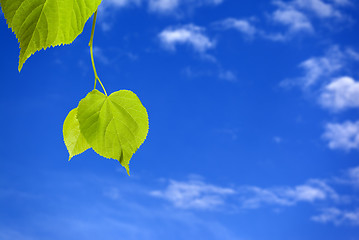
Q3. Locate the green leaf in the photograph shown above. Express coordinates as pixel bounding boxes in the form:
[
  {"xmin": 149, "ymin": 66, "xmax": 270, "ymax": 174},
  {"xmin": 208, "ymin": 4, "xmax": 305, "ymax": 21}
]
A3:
[
  {"xmin": 0, "ymin": 0, "xmax": 102, "ymax": 71},
  {"xmin": 77, "ymin": 90, "xmax": 149, "ymax": 175},
  {"xmin": 63, "ymin": 108, "xmax": 90, "ymax": 160}
]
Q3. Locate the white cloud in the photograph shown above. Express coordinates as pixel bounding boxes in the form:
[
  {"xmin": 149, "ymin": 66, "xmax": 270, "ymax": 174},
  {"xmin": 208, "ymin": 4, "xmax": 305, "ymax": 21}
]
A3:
[
  {"xmin": 216, "ymin": 18, "xmax": 257, "ymax": 37},
  {"xmin": 147, "ymin": 168, "xmax": 359, "ymax": 227},
  {"xmin": 274, "ymin": 0, "xmax": 347, "ymax": 19},
  {"xmin": 323, "ymin": 121, "xmax": 359, "ymax": 151},
  {"xmin": 298, "ymin": 47, "xmax": 345, "ymax": 87},
  {"xmin": 150, "ymin": 179, "xmax": 235, "ymax": 210},
  {"xmin": 148, "ymin": 0, "xmax": 179, "ymax": 12},
  {"xmin": 150, "ymin": 169, "xmax": 359, "ymax": 227},
  {"xmin": 98, "ymin": 0, "xmax": 142, "ymax": 31},
  {"xmin": 286, "ymin": 184, "xmax": 327, "ymax": 201},
  {"xmin": 215, "ymin": 1, "xmax": 352, "ymax": 42},
  {"xmin": 148, "ymin": 0, "xmax": 223, "ymax": 14},
  {"xmin": 312, "ymin": 208, "xmax": 359, "ymax": 225},
  {"xmin": 152, "ymin": 176, "xmax": 346, "ymax": 211},
  {"xmin": 280, "ymin": 46, "xmax": 357, "ymax": 88},
  {"xmin": 293, "ymin": 0, "xmax": 341, "ymax": 18},
  {"xmin": 268, "ymin": 0, "xmax": 351, "ymax": 40},
  {"xmin": 158, "ymin": 24, "xmax": 215, "ymax": 52},
  {"xmin": 239, "ymin": 187, "xmax": 294, "ymax": 208},
  {"xmin": 279, "ymin": 47, "xmax": 359, "ymax": 150},
  {"xmin": 239, "ymin": 179, "xmax": 338, "ymax": 209},
  {"xmin": 272, "ymin": 6, "xmax": 313, "ymax": 33},
  {"xmin": 0, "ymin": 172, "xmax": 242, "ymax": 240},
  {"xmin": 102, "ymin": 0, "xmax": 142, "ymax": 8},
  {"xmin": 99, "ymin": 0, "xmax": 224, "ymax": 22},
  {"xmin": 319, "ymin": 77, "xmax": 359, "ymax": 111}
]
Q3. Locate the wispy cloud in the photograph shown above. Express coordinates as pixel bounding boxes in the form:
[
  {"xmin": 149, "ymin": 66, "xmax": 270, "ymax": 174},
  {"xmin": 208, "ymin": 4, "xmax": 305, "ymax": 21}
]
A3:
[
  {"xmin": 98, "ymin": 0, "xmax": 142, "ymax": 31},
  {"xmin": 266, "ymin": 0, "xmax": 352, "ymax": 40},
  {"xmin": 159, "ymin": 24, "xmax": 240, "ymax": 82},
  {"xmin": 151, "ymin": 173, "xmax": 354, "ymax": 214},
  {"xmin": 271, "ymin": 2, "xmax": 314, "ymax": 34},
  {"xmin": 323, "ymin": 121, "xmax": 359, "ymax": 151},
  {"xmin": 101, "ymin": 0, "xmax": 224, "ymax": 16},
  {"xmin": 279, "ymin": 46, "xmax": 359, "ymax": 151},
  {"xmin": 214, "ymin": 0, "xmax": 353, "ymax": 42},
  {"xmin": 149, "ymin": 167, "xmax": 359, "ymax": 227},
  {"xmin": 148, "ymin": 0, "xmax": 179, "ymax": 13},
  {"xmin": 312, "ymin": 208, "xmax": 359, "ymax": 225},
  {"xmin": 0, "ymin": 171, "xmax": 242, "ymax": 240},
  {"xmin": 273, "ymin": 0, "xmax": 349, "ymax": 21},
  {"xmin": 102, "ymin": 0, "xmax": 142, "ymax": 8},
  {"xmin": 215, "ymin": 18, "xmax": 257, "ymax": 37},
  {"xmin": 238, "ymin": 179, "xmax": 339, "ymax": 209},
  {"xmin": 99, "ymin": 0, "xmax": 224, "ymax": 31},
  {"xmin": 150, "ymin": 178, "xmax": 235, "ymax": 210},
  {"xmin": 158, "ymin": 24, "xmax": 215, "ymax": 53},
  {"xmin": 319, "ymin": 76, "xmax": 359, "ymax": 112},
  {"xmin": 291, "ymin": 0, "xmax": 343, "ymax": 19},
  {"xmin": 3, "ymin": 166, "xmax": 359, "ymax": 239},
  {"xmin": 281, "ymin": 46, "xmax": 349, "ymax": 88},
  {"xmin": 148, "ymin": 0, "xmax": 224, "ymax": 14}
]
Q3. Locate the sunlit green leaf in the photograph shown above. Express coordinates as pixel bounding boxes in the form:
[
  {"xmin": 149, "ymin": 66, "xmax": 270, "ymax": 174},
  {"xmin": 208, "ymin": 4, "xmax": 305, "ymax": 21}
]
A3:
[
  {"xmin": 77, "ymin": 90, "xmax": 149, "ymax": 175},
  {"xmin": 0, "ymin": 0, "xmax": 102, "ymax": 71},
  {"xmin": 63, "ymin": 108, "xmax": 90, "ymax": 160}
]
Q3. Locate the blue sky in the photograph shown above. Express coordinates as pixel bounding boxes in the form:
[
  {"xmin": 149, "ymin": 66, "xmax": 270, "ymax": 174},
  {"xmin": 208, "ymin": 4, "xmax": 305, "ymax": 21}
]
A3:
[{"xmin": 0, "ymin": 0, "xmax": 359, "ymax": 239}]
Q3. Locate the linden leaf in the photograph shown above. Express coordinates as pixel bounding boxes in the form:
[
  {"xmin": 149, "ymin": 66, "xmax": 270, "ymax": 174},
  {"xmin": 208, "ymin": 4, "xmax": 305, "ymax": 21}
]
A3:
[
  {"xmin": 77, "ymin": 90, "xmax": 149, "ymax": 175},
  {"xmin": 63, "ymin": 108, "xmax": 90, "ymax": 160},
  {"xmin": 0, "ymin": 0, "xmax": 102, "ymax": 71}
]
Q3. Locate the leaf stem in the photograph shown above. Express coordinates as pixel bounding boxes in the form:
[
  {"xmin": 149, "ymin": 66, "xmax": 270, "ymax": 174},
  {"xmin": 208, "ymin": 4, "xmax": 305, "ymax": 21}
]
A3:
[{"xmin": 89, "ymin": 10, "xmax": 107, "ymax": 96}]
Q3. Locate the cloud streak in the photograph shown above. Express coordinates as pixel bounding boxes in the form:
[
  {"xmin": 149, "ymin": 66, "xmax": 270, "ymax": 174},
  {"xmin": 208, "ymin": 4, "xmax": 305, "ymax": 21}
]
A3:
[
  {"xmin": 312, "ymin": 208, "xmax": 359, "ymax": 225},
  {"xmin": 149, "ymin": 165, "xmax": 359, "ymax": 227},
  {"xmin": 151, "ymin": 178, "xmax": 235, "ymax": 210},
  {"xmin": 148, "ymin": 0, "xmax": 224, "ymax": 14},
  {"xmin": 281, "ymin": 46, "xmax": 351, "ymax": 88},
  {"xmin": 150, "ymin": 172, "xmax": 353, "ymax": 214},
  {"xmin": 238, "ymin": 179, "xmax": 339, "ymax": 209},
  {"xmin": 272, "ymin": 2, "xmax": 314, "ymax": 34},
  {"xmin": 215, "ymin": 18, "xmax": 257, "ymax": 37}
]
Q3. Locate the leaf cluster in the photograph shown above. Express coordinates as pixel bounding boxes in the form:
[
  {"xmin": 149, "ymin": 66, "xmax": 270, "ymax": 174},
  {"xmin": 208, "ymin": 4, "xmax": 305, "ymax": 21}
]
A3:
[
  {"xmin": 63, "ymin": 90, "xmax": 149, "ymax": 175},
  {"xmin": 1, "ymin": 0, "xmax": 150, "ymax": 174}
]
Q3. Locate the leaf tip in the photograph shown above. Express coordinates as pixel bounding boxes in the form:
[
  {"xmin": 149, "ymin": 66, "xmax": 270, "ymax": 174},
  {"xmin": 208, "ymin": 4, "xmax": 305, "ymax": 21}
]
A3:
[
  {"xmin": 125, "ymin": 166, "xmax": 130, "ymax": 176},
  {"xmin": 18, "ymin": 63, "xmax": 23, "ymax": 72}
]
